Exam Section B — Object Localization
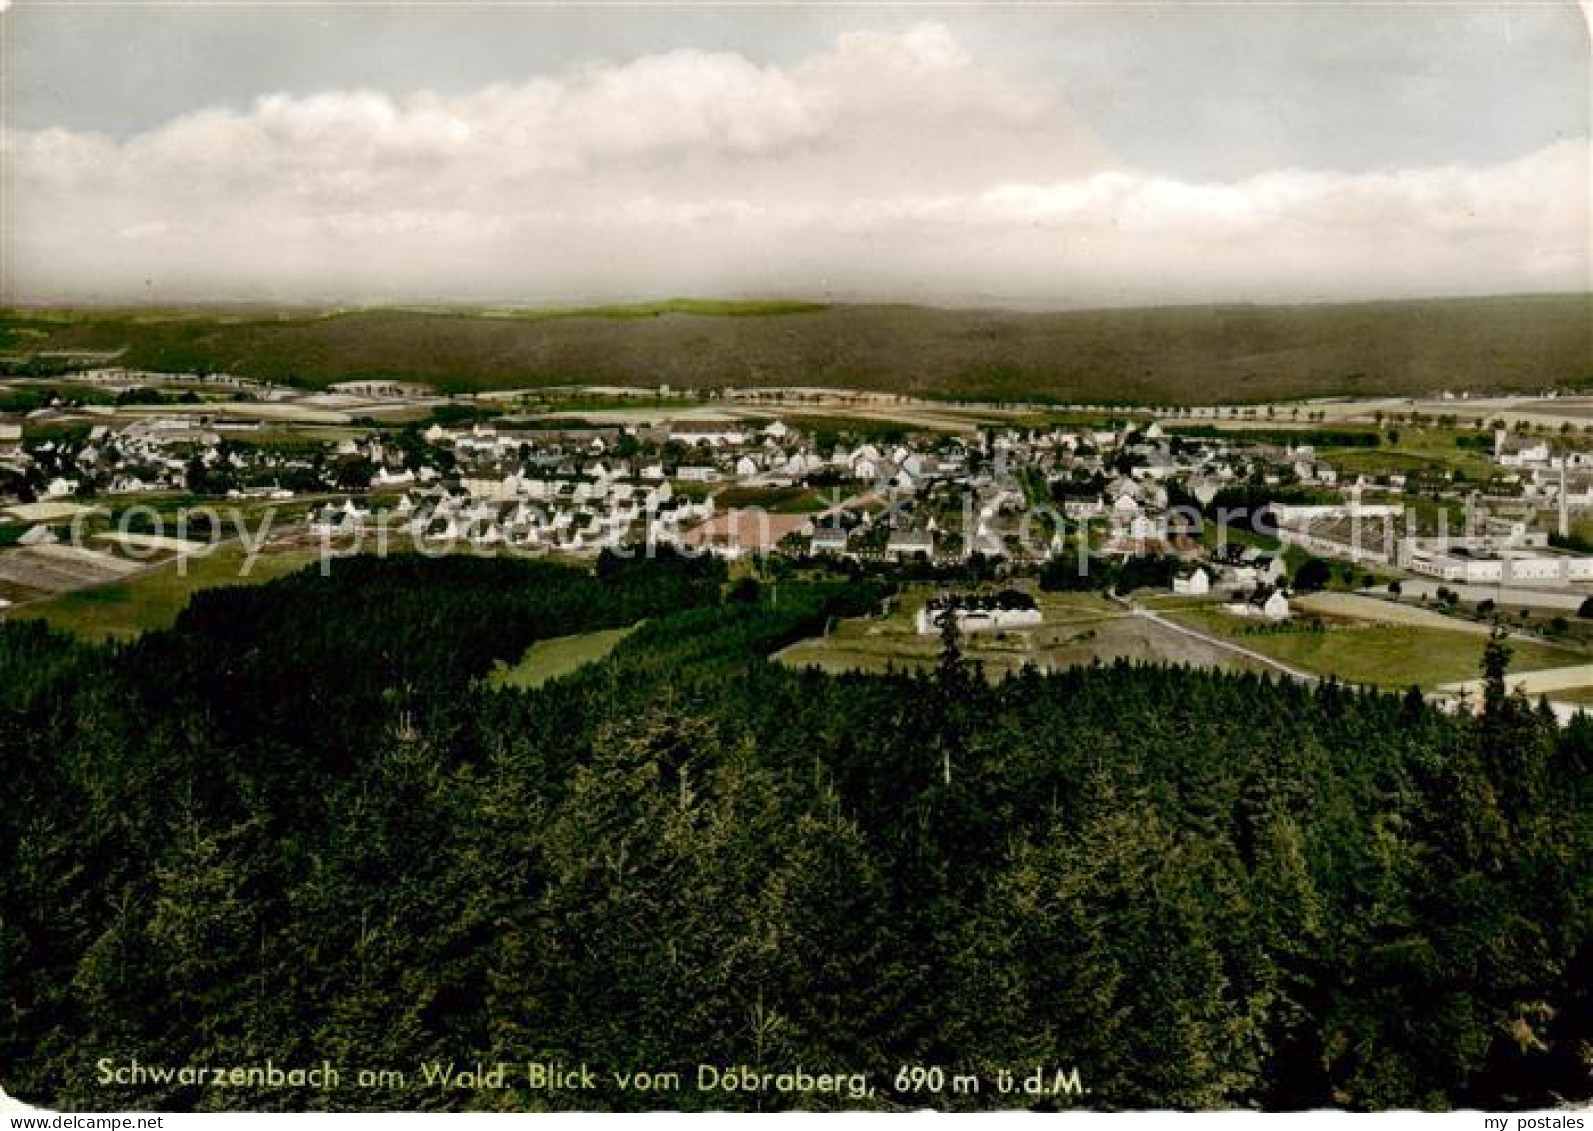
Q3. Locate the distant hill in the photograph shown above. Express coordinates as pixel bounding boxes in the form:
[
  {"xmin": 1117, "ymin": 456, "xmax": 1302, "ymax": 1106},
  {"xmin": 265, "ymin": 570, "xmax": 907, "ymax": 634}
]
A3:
[{"xmin": 3, "ymin": 293, "xmax": 1589, "ymax": 405}]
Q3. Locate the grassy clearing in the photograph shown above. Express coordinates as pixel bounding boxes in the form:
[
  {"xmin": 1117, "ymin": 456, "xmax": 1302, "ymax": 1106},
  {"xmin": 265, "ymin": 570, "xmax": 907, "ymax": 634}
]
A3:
[
  {"xmin": 1292, "ymin": 591, "xmax": 1499, "ymax": 633},
  {"xmin": 714, "ymin": 486, "xmax": 827, "ymax": 514},
  {"xmin": 1318, "ymin": 427, "xmax": 1497, "ymax": 481},
  {"xmin": 776, "ymin": 587, "xmax": 1266, "ymax": 680},
  {"xmin": 1165, "ymin": 606, "xmax": 1582, "ymax": 689},
  {"xmin": 1203, "ymin": 518, "xmax": 1281, "ymax": 553},
  {"xmin": 7, "ymin": 545, "xmax": 317, "ymax": 642},
  {"xmin": 226, "ymin": 426, "xmax": 365, "ymax": 447},
  {"xmin": 487, "ymin": 624, "xmax": 639, "ymax": 689}
]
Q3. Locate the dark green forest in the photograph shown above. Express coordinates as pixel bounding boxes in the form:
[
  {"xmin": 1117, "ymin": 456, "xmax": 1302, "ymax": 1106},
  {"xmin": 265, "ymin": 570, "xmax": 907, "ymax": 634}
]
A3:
[
  {"xmin": 4, "ymin": 293, "xmax": 1590, "ymax": 404},
  {"xmin": 0, "ymin": 553, "xmax": 1588, "ymax": 1111}
]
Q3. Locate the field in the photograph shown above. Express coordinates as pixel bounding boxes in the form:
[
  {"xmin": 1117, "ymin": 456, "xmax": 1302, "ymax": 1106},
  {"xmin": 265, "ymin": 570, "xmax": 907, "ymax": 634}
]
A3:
[
  {"xmin": 0, "ymin": 501, "xmax": 101, "ymax": 523},
  {"xmin": 0, "ymin": 544, "xmax": 142, "ymax": 599},
  {"xmin": 6, "ymin": 544, "xmax": 317, "ymax": 641},
  {"xmin": 771, "ymin": 407, "xmax": 983, "ymax": 436},
  {"xmin": 1162, "ymin": 603, "xmax": 1584, "ymax": 689},
  {"xmin": 712, "ymin": 485, "xmax": 828, "ymax": 514},
  {"xmin": 1394, "ymin": 580, "xmax": 1588, "ymax": 612},
  {"xmin": 1292, "ymin": 591, "xmax": 1499, "ymax": 633},
  {"xmin": 109, "ymin": 401, "xmax": 355, "ymax": 424},
  {"xmin": 3, "ymin": 293, "xmax": 1587, "ymax": 404},
  {"xmin": 486, "ymin": 624, "xmax": 639, "ymax": 689},
  {"xmin": 93, "ymin": 531, "xmax": 211, "ymax": 554},
  {"xmin": 1316, "ymin": 427, "xmax": 1499, "ymax": 481},
  {"xmin": 775, "ymin": 588, "xmax": 1271, "ymax": 680}
]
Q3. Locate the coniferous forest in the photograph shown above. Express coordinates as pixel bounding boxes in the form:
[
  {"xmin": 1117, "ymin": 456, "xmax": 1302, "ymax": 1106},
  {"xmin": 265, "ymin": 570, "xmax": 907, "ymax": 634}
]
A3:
[{"xmin": 0, "ymin": 554, "xmax": 1589, "ymax": 1112}]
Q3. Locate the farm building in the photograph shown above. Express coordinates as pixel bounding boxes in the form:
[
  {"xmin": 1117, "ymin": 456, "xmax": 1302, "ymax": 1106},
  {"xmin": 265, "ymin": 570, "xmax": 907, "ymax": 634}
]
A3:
[{"xmin": 915, "ymin": 590, "xmax": 1043, "ymax": 635}]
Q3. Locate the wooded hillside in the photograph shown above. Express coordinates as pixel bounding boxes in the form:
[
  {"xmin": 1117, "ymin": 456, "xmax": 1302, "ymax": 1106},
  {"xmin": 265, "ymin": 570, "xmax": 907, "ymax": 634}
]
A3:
[
  {"xmin": 4, "ymin": 293, "xmax": 1589, "ymax": 403},
  {"xmin": 0, "ymin": 554, "xmax": 1587, "ymax": 1111}
]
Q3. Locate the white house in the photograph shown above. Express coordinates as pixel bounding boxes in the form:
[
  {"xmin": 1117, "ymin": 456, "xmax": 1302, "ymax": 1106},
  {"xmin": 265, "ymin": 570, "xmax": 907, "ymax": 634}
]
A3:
[
  {"xmin": 372, "ymin": 467, "xmax": 416, "ymax": 487},
  {"xmin": 1495, "ymin": 429, "xmax": 1551, "ymax": 469},
  {"xmin": 1172, "ymin": 567, "xmax": 1211, "ymax": 596}
]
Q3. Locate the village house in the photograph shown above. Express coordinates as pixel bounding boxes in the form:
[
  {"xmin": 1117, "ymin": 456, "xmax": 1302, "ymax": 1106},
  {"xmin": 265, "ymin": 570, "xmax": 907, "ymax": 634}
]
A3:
[
  {"xmin": 809, "ymin": 527, "xmax": 851, "ymax": 556},
  {"xmin": 885, "ymin": 528, "xmax": 935, "ymax": 561},
  {"xmin": 1494, "ymin": 429, "xmax": 1552, "ymax": 469},
  {"xmin": 1172, "ymin": 567, "xmax": 1212, "ymax": 596}
]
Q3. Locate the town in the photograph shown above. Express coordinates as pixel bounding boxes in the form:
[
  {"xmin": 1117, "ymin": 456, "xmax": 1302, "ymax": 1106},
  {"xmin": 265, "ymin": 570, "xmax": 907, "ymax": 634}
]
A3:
[{"xmin": 8, "ymin": 366, "xmax": 1593, "ymax": 714}]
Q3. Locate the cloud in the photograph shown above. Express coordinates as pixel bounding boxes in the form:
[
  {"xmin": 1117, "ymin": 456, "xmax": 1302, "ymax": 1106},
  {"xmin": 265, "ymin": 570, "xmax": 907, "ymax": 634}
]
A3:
[{"xmin": 2, "ymin": 24, "xmax": 1586, "ymax": 305}]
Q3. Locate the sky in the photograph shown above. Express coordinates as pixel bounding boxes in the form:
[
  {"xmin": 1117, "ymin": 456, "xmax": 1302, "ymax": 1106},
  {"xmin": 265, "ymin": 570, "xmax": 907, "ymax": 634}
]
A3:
[{"xmin": 1, "ymin": 2, "xmax": 1588, "ymax": 307}]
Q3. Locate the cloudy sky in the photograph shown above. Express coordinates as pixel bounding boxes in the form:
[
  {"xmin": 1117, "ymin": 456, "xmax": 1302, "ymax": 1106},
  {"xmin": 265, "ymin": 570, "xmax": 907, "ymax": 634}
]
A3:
[{"xmin": 1, "ymin": 2, "xmax": 1588, "ymax": 307}]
